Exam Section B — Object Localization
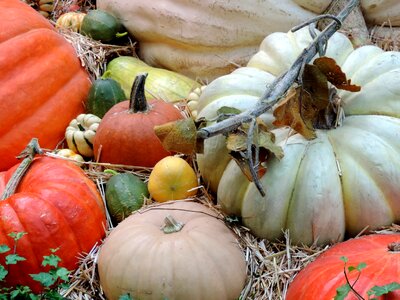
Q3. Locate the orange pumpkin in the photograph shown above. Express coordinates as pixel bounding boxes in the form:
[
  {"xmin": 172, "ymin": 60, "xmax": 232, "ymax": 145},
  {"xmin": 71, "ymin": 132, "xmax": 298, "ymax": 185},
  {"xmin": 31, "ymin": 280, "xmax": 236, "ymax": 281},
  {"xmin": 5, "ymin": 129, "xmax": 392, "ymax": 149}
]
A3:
[
  {"xmin": 93, "ymin": 73, "xmax": 184, "ymax": 167},
  {"xmin": 0, "ymin": 0, "xmax": 91, "ymax": 171},
  {"xmin": 0, "ymin": 150, "xmax": 106, "ymax": 292},
  {"xmin": 286, "ymin": 234, "xmax": 400, "ymax": 299}
]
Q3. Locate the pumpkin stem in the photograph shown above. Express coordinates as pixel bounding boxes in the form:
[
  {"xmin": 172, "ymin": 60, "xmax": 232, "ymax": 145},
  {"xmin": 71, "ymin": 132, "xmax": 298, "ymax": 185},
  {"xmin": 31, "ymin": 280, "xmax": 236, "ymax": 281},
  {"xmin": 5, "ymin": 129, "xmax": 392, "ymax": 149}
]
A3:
[
  {"xmin": 1, "ymin": 138, "xmax": 43, "ymax": 200},
  {"xmin": 161, "ymin": 215, "xmax": 184, "ymax": 234},
  {"xmin": 388, "ymin": 242, "xmax": 400, "ymax": 252},
  {"xmin": 129, "ymin": 73, "xmax": 149, "ymax": 113}
]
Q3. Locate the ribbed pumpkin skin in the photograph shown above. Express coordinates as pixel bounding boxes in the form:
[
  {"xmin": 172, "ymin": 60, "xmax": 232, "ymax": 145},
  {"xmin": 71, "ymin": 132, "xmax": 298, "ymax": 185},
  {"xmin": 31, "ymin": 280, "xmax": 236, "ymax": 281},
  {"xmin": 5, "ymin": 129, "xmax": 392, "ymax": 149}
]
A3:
[
  {"xmin": 197, "ymin": 28, "xmax": 400, "ymax": 246},
  {"xmin": 286, "ymin": 234, "xmax": 400, "ymax": 299},
  {"xmin": 0, "ymin": 157, "xmax": 106, "ymax": 292},
  {"xmin": 97, "ymin": 0, "xmax": 398, "ymax": 81},
  {"xmin": 0, "ymin": 0, "xmax": 91, "ymax": 171},
  {"xmin": 93, "ymin": 99, "xmax": 184, "ymax": 167},
  {"xmin": 98, "ymin": 201, "xmax": 247, "ymax": 300}
]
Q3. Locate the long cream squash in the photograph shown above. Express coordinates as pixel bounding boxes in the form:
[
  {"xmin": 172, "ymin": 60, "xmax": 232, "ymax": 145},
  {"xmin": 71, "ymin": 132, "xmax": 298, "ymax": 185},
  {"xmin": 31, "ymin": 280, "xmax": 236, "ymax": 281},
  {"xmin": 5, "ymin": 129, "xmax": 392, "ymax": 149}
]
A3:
[{"xmin": 97, "ymin": 0, "xmax": 399, "ymax": 81}]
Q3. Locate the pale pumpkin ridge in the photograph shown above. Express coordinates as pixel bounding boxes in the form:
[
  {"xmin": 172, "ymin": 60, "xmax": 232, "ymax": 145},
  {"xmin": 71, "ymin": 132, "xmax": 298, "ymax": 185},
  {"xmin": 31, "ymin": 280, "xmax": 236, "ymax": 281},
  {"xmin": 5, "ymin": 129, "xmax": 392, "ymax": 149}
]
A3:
[
  {"xmin": 118, "ymin": 224, "xmax": 161, "ymax": 297},
  {"xmin": 333, "ymin": 124, "xmax": 397, "ymax": 217},
  {"xmin": 184, "ymin": 219, "xmax": 232, "ymax": 299},
  {"xmin": 177, "ymin": 227, "xmax": 213, "ymax": 299},
  {"xmin": 133, "ymin": 227, "xmax": 167, "ymax": 298},
  {"xmin": 282, "ymin": 142, "xmax": 309, "ymax": 230}
]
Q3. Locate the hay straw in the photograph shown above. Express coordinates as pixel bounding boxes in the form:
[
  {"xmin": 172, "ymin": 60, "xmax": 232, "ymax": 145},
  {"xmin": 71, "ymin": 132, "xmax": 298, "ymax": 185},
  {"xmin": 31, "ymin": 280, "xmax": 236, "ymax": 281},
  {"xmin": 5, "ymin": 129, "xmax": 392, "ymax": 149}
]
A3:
[{"xmin": 59, "ymin": 30, "xmax": 136, "ymax": 81}]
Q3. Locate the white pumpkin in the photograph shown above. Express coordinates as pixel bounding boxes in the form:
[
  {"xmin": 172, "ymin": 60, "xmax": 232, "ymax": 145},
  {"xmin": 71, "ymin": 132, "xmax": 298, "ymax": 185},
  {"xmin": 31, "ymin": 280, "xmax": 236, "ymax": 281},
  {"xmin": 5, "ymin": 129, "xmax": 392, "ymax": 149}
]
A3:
[{"xmin": 196, "ymin": 27, "xmax": 400, "ymax": 246}]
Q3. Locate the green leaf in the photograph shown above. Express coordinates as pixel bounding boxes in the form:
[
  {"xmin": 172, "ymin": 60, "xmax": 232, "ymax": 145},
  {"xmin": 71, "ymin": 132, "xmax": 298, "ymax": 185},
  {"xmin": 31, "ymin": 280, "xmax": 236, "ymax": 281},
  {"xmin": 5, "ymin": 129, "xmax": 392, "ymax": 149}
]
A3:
[
  {"xmin": 119, "ymin": 294, "xmax": 133, "ymax": 300},
  {"xmin": 42, "ymin": 290, "xmax": 66, "ymax": 299},
  {"xmin": 30, "ymin": 272, "xmax": 56, "ymax": 287},
  {"xmin": 10, "ymin": 285, "xmax": 32, "ymax": 298},
  {"xmin": 356, "ymin": 262, "xmax": 367, "ymax": 271},
  {"xmin": 216, "ymin": 106, "xmax": 241, "ymax": 122},
  {"xmin": 334, "ymin": 283, "xmax": 351, "ymax": 300},
  {"xmin": 347, "ymin": 266, "xmax": 357, "ymax": 272},
  {"xmin": 42, "ymin": 253, "xmax": 61, "ymax": 268},
  {"xmin": 56, "ymin": 267, "xmax": 70, "ymax": 282},
  {"xmin": 367, "ymin": 282, "xmax": 400, "ymax": 297},
  {"xmin": 8, "ymin": 232, "xmax": 27, "ymax": 242},
  {"xmin": 5, "ymin": 254, "xmax": 26, "ymax": 265},
  {"xmin": 0, "ymin": 265, "xmax": 8, "ymax": 281},
  {"xmin": 340, "ymin": 256, "xmax": 348, "ymax": 263},
  {"xmin": 0, "ymin": 245, "xmax": 10, "ymax": 254}
]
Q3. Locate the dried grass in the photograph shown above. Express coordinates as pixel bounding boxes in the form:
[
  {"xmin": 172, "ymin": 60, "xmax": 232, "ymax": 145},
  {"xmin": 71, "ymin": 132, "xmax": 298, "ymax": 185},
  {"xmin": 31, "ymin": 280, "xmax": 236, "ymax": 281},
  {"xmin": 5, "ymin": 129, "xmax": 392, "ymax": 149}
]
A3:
[{"xmin": 60, "ymin": 30, "xmax": 136, "ymax": 81}]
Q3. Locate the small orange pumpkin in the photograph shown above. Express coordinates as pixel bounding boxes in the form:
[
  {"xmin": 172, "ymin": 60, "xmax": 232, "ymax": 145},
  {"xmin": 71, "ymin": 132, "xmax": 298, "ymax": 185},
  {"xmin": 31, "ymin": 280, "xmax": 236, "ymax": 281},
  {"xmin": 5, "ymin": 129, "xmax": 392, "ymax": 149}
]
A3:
[{"xmin": 93, "ymin": 73, "xmax": 184, "ymax": 167}]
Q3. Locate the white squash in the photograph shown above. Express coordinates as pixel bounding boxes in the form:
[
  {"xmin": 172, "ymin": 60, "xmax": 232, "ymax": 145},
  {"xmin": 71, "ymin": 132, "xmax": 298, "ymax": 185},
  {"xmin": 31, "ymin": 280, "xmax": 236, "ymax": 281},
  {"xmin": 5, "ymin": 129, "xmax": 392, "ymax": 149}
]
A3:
[{"xmin": 97, "ymin": 0, "xmax": 399, "ymax": 81}]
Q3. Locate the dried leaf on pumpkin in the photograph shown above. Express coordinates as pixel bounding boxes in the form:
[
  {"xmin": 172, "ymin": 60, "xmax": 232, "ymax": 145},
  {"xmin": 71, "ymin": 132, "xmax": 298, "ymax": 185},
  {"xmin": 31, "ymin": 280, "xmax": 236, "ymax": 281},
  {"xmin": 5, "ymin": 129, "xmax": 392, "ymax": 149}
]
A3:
[
  {"xmin": 227, "ymin": 118, "xmax": 283, "ymax": 181},
  {"xmin": 154, "ymin": 118, "xmax": 197, "ymax": 155},
  {"xmin": 273, "ymin": 57, "xmax": 361, "ymax": 139},
  {"xmin": 313, "ymin": 57, "xmax": 361, "ymax": 92}
]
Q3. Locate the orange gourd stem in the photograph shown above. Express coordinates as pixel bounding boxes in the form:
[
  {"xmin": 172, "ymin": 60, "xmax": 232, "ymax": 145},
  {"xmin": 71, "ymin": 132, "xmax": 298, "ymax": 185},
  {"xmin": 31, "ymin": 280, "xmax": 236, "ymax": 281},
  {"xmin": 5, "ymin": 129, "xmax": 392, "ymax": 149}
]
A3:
[
  {"xmin": 1, "ymin": 138, "xmax": 42, "ymax": 200},
  {"xmin": 129, "ymin": 72, "xmax": 149, "ymax": 113}
]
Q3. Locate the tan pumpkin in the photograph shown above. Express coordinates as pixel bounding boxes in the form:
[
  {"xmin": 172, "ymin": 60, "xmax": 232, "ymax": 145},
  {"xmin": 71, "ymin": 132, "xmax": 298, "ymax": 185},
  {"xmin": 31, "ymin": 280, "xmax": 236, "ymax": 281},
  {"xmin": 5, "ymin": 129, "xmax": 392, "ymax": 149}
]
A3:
[
  {"xmin": 98, "ymin": 201, "xmax": 247, "ymax": 300},
  {"xmin": 97, "ymin": 0, "xmax": 399, "ymax": 81}
]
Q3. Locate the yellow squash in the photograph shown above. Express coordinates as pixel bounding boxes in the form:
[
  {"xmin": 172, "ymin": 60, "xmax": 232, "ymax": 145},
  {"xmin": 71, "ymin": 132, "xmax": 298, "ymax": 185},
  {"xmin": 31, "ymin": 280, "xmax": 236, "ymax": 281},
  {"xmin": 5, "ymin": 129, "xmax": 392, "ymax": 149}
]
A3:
[{"xmin": 104, "ymin": 56, "xmax": 201, "ymax": 103}]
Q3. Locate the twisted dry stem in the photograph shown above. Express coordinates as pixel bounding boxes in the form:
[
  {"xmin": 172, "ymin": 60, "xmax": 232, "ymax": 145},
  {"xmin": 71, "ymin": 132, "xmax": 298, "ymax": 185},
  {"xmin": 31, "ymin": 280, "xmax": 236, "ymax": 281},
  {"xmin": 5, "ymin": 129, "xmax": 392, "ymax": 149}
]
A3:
[{"xmin": 197, "ymin": 0, "xmax": 360, "ymax": 140}]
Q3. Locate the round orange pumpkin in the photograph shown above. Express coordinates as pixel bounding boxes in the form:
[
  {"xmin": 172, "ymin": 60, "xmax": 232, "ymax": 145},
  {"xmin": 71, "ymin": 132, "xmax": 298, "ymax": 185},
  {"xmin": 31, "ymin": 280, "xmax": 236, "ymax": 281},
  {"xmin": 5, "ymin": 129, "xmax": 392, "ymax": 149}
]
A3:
[
  {"xmin": 0, "ymin": 0, "xmax": 91, "ymax": 171},
  {"xmin": 0, "ymin": 153, "xmax": 106, "ymax": 292},
  {"xmin": 286, "ymin": 234, "xmax": 400, "ymax": 299},
  {"xmin": 93, "ymin": 73, "xmax": 184, "ymax": 167}
]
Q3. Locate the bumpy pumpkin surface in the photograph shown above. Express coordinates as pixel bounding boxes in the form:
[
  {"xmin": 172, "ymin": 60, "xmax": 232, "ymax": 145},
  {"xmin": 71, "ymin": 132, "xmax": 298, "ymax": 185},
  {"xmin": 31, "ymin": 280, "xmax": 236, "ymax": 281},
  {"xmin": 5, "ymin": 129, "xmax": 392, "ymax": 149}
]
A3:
[
  {"xmin": 286, "ymin": 234, "xmax": 400, "ymax": 299},
  {"xmin": 0, "ymin": 0, "xmax": 91, "ymax": 171},
  {"xmin": 0, "ymin": 156, "xmax": 106, "ymax": 292},
  {"xmin": 98, "ymin": 201, "xmax": 247, "ymax": 300},
  {"xmin": 97, "ymin": 0, "xmax": 398, "ymax": 81},
  {"xmin": 197, "ymin": 27, "xmax": 400, "ymax": 246}
]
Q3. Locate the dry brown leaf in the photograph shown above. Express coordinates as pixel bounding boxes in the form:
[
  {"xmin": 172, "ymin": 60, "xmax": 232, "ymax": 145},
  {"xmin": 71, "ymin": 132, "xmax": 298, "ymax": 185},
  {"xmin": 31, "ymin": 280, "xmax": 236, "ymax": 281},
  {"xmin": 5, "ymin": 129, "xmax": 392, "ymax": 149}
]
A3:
[
  {"xmin": 154, "ymin": 118, "xmax": 197, "ymax": 155},
  {"xmin": 313, "ymin": 57, "xmax": 361, "ymax": 92},
  {"xmin": 272, "ymin": 86, "xmax": 317, "ymax": 139}
]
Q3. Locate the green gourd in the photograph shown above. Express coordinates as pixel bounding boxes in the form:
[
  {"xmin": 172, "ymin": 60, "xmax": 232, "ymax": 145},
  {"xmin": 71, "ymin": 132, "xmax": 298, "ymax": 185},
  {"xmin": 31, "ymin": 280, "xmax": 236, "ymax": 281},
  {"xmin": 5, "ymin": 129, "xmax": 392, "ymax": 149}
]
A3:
[
  {"xmin": 80, "ymin": 9, "xmax": 125, "ymax": 43},
  {"xmin": 105, "ymin": 172, "xmax": 149, "ymax": 223},
  {"xmin": 86, "ymin": 77, "xmax": 126, "ymax": 118}
]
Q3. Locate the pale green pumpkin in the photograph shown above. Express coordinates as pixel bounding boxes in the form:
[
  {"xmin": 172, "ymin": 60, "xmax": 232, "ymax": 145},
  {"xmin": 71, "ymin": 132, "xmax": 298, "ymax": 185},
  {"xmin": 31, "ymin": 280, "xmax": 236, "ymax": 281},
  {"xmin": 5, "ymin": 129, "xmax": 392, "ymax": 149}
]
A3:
[{"xmin": 197, "ymin": 27, "xmax": 400, "ymax": 246}]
